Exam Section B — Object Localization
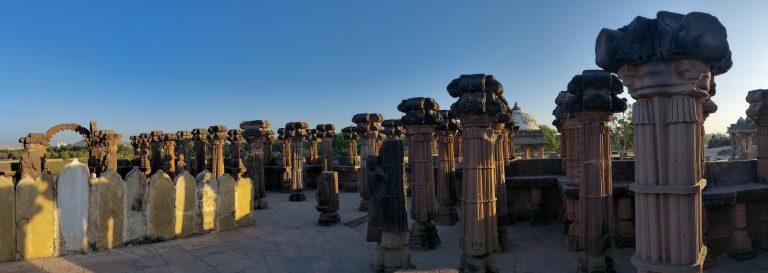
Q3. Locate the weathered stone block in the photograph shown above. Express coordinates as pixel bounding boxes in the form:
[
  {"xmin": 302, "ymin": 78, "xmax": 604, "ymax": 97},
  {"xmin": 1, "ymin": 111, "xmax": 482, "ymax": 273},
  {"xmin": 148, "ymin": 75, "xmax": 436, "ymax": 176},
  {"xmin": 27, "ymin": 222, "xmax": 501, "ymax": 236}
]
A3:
[
  {"xmin": 217, "ymin": 174, "xmax": 236, "ymax": 231},
  {"xmin": 174, "ymin": 172, "xmax": 197, "ymax": 237},
  {"xmin": 15, "ymin": 173, "xmax": 56, "ymax": 260},
  {"xmin": 235, "ymin": 177, "xmax": 254, "ymax": 227},
  {"xmin": 89, "ymin": 169, "xmax": 126, "ymax": 250},
  {"xmin": 124, "ymin": 167, "xmax": 148, "ymax": 243},
  {"xmin": 57, "ymin": 159, "xmax": 89, "ymax": 253},
  {"xmin": 0, "ymin": 176, "xmax": 15, "ymax": 262},
  {"xmin": 147, "ymin": 171, "xmax": 175, "ymax": 240},
  {"xmin": 196, "ymin": 170, "xmax": 218, "ymax": 233}
]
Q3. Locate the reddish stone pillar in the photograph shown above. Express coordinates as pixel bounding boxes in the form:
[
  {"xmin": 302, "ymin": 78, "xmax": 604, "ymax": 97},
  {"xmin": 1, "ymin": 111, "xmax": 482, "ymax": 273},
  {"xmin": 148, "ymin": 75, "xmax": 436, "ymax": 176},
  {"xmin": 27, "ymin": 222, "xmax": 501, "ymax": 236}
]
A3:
[
  {"xmin": 227, "ymin": 129, "xmax": 246, "ymax": 179},
  {"xmin": 316, "ymin": 124, "xmax": 336, "ymax": 172},
  {"xmin": 746, "ymin": 89, "xmax": 768, "ymax": 249},
  {"xmin": 286, "ymin": 122, "xmax": 309, "ymax": 201},
  {"xmin": 399, "ymin": 97, "xmax": 441, "ymax": 249},
  {"xmin": 175, "ymin": 131, "xmax": 193, "ymax": 174},
  {"xmin": 241, "ymin": 120, "xmax": 273, "ymax": 210},
  {"xmin": 448, "ymin": 74, "xmax": 506, "ymax": 272},
  {"xmin": 161, "ymin": 133, "xmax": 177, "ymax": 174},
  {"xmin": 435, "ymin": 110, "xmax": 459, "ymax": 226},
  {"xmin": 129, "ymin": 135, "xmax": 141, "ymax": 166},
  {"xmin": 277, "ymin": 128, "xmax": 292, "ymax": 193},
  {"xmin": 306, "ymin": 129, "xmax": 320, "ymax": 164},
  {"xmin": 149, "ymin": 131, "xmax": 165, "ymax": 174},
  {"xmin": 354, "ymin": 113, "xmax": 384, "ymax": 212},
  {"xmin": 728, "ymin": 202, "xmax": 755, "ymax": 260},
  {"xmin": 94, "ymin": 130, "xmax": 122, "ymax": 173},
  {"xmin": 596, "ymin": 11, "xmax": 732, "ymax": 272},
  {"xmin": 454, "ymin": 129, "xmax": 464, "ymax": 165},
  {"xmin": 567, "ymin": 70, "xmax": 627, "ymax": 273},
  {"xmin": 207, "ymin": 125, "xmax": 227, "ymax": 177},
  {"xmin": 342, "ymin": 126, "xmax": 360, "ymax": 169},
  {"xmin": 316, "ymin": 124, "xmax": 339, "ymax": 225},
  {"xmin": 191, "ymin": 128, "xmax": 209, "ymax": 175},
  {"xmin": 493, "ymin": 113, "xmax": 513, "ymax": 251},
  {"xmin": 18, "ymin": 133, "xmax": 48, "ymax": 179},
  {"xmin": 137, "ymin": 133, "xmax": 151, "ymax": 175}
]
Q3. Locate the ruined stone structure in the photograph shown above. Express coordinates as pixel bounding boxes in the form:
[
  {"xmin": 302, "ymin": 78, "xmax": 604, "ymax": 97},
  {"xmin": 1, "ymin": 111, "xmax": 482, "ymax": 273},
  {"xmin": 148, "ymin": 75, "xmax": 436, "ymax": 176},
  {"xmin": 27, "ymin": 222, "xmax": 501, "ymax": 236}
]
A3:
[
  {"xmin": 161, "ymin": 133, "xmax": 177, "ymax": 174},
  {"xmin": 227, "ymin": 129, "xmax": 246, "ymax": 179},
  {"xmin": 277, "ymin": 128, "xmax": 292, "ymax": 193},
  {"xmin": 149, "ymin": 131, "xmax": 164, "ymax": 175},
  {"xmin": 435, "ymin": 110, "xmax": 459, "ymax": 226},
  {"xmin": 191, "ymin": 128, "xmax": 210, "ymax": 175},
  {"xmin": 315, "ymin": 124, "xmax": 339, "ymax": 226},
  {"xmin": 286, "ymin": 122, "xmax": 309, "ymax": 201},
  {"xmin": 566, "ymin": 70, "xmax": 627, "ymax": 272},
  {"xmin": 207, "ymin": 125, "xmax": 228, "ymax": 178},
  {"xmin": 306, "ymin": 128, "xmax": 320, "ymax": 164},
  {"xmin": 493, "ymin": 110, "xmax": 513, "ymax": 251},
  {"xmin": 747, "ymin": 90, "xmax": 768, "ymax": 183},
  {"xmin": 353, "ymin": 113, "xmax": 384, "ymax": 211},
  {"xmin": 367, "ymin": 129, "xmax": 412, "ymax": 272},
  {"xmin": 727, "ymin": 117, "xmax": 757, "ymax": 160},
  {"xmin": 317, "ymin": 124, "xmax": 335, "ymax": 172},
  {"xmin": 241, "ymin": 120, "xmax": 273, "ymax": 210},
  {"xmin": 447, "ymin": 74, "xmax": 507, "ymax": 272},
  {"xmin": 342, "ymin": 126, "xmax": 360, "ymax": 192},
  {"xmin": 175, "ymin": 131, "xmax": 193, "ymax": 175},
  {"xmin": 596, "ymin": 11, "xmax": 732, "ymax": 273},
  {"xmin": 18, "ymin": 134, "xmax": 48, "ymax": 179},
  {"xmin": 399, "ymin": 97, "xmax": 442, "ymax": 249}
]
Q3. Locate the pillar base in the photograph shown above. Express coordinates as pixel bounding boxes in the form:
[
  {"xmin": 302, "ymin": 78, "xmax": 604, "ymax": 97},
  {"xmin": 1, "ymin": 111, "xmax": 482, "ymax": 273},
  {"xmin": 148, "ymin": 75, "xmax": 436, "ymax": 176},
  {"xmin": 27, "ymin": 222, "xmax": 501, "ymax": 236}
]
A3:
[
  {"xmin": 373, "ymin": 246, "xmax": 413, "ymax": 273},
  {"xmin": 530, "ymin": 208, "xmax": 546, "ymax": 226},
  {"xmin": 318, "ymin": 212, "xmax": 340, "ymax": 226},
  {"xmin": 359, "ymin": 198, "xmax": 370, "ymax": 212},
  {"xmin": 254, "ymin": 199, "xmax": 269, "ymax": 210},
  {"xmin": 460, "ymin": 253, "xmax": 498, "ymax": 273},
  {"xmin": 728, "ymin": 248, "xmax": 756, "ymax": 262},
  {"xmin": 289, "ymin": 192, "xmax": 306, "ymax": 202},
  {"xmin": 435, "ymin": 205, "xmax": 458, "ymax": 226},
  {"xmin": 614, "ymin": 232, "xmax": 635, "ymax": 248},
  {"xmin": 408, "ymin": 222, "xmax": 441, "ymax": 249}
]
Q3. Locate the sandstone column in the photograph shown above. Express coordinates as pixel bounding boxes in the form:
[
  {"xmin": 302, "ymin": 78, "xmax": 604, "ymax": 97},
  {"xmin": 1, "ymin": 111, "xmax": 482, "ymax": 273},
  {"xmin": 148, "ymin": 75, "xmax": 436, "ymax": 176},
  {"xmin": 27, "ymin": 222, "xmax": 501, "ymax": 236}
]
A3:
[
  {"xmin": 138, "ymin": 133, "xmax": 152, "ymax": 175},
  {"xmin": 286, "ymin": 122, "xmax": 309, "ymax": 201},
  {"xmin": 342, "ymin": 126, "xmax": 360, "ymax": 192},
  {"xmin": 728, "ymin": 202, "xmax": 755, "ymax": 260},
  {"xmin": 161, "ymin": 133, "xmax": 177, "ymax": 174},
  {"xmin": 354, "ymin": 113, "xmax": 384, "ymax": 211},
  {"xmin": 191, "ymin": 128, "xmax": 209, "ymax": 175},
  {"xmin": 175, "ymin": 131, "xmax": 192, "ymax": 175},
  {"xmin": 18, "ymin": 133, "xmax": 48, "ymax": 179},
  {"xmin": 455, "ymin": 129, "xmax": 464, "ymax": 165},
  {"xmin": 316, "ymin": 124, "xmax": 336, "ymax": 172},
  {"xmin": 399, "ymin": 97, "xmax": 442, "ymax": 249},
  {"xmin": 596, "ymin": 11, "xmax": 732, "ymax": 272},
  {"xmin": 367, "ymin": 125, "xmax": 412, "ymax": 272},
  {"xmin": 149, "ymin": 131, "xmax": 165, "ymax": 175},
  {"xmin": 746, "ymin": 89, "xmax": 768, "ymax": 249},
  {"xmin": 241, "ymin": 120, "xmax": 273, "ymax": 210},
  {"xmin": 448, "ymin": 74, "xmax": 506, "ymax": 272},
  {"xmin": 493, "ymin": 112, "xmax": 513, "ymax": 251},
  {"xmin": 307, "ymin": 128, "xmax": 320, "ymax": 164},
  {"xmin": 316, "ymin": 124, "xmax": 339, "ymax": 225},
  {"xmin": 277, "ymin": 128, "xmax": 292, "ymax": 192},
  {"xmin": 129, "ymin": 136, "xmax": 141, "ymax": 166},
  {"xmin": 567, "ymin": 70, "xmax": 627, "ymax": 273},
  {"xmin": 207, "ymin": 125, "xmax": 227, "ymax": 177},
  {"xmin": 227, "ymin": 129, "xmax": 246, "ymax": 179},
  {"xmin": 435, "ymin": 110, "xmax": 459, "ymax": 226}
]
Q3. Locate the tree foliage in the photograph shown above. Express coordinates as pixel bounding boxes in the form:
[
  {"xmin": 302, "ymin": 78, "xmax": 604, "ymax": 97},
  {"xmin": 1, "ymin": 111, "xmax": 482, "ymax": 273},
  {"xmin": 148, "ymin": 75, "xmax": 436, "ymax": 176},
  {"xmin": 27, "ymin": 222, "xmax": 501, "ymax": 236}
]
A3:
[
  {"xmin": 610, "ymin": 103, "xmax": 633, "ymax": 158},
  {"xmin": 539, "ymin": 125, "xmax": 561, "ymax": 152}
]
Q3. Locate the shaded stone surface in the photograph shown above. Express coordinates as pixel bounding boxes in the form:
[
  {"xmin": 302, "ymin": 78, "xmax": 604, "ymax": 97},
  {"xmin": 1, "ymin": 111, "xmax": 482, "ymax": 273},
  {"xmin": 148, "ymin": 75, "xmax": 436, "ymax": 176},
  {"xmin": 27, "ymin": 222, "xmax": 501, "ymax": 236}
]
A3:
[
  {"xmin": 0, "ymin": 176, "xmax": 14, "ymax": 262},
  {"xmin": 174, "ymin": 172, "xmax": 198, "ymax": 238},
  {"xmin": 56, "ymin": 159, "xmax": 90, "ymax": 253},
  {"xmin": 217, "ymin": 174, "xmax": 237, "ymax": 231},
  {"xmin": 316, "ymin": 171, "xmax": 340, "ymax": 226},
  {"xmin": 88, "ymin": 170, "xmax": 126, "ymax": 250},
  {"xmin": 435, "ymin": 111, "xmax": 459, "ymax": 226},
  {"xmin": 148, "ymin": 171, "xmax": 175, "ymax": 240},
  {"xmin": 354, "ymin": 113, "xmax": 384, "ymax": 211},
  {"xmin": 124, "ymin": 167, "xmax": 149, "ymax": 243}
]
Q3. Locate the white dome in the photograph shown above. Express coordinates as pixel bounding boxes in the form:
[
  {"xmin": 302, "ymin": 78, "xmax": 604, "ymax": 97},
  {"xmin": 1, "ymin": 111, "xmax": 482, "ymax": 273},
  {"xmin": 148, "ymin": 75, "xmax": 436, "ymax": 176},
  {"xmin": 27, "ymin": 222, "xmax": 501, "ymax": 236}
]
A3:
[{"xmin": 511, "ymin": 102, "xmax": 539, "ymax": 131}]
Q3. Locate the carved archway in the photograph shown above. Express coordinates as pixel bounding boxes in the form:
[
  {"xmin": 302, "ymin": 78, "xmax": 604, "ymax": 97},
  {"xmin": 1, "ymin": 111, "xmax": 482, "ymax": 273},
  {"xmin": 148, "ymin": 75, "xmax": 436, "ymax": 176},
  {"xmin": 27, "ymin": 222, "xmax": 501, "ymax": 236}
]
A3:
[{"xmin": 45, "ymin": 123, "xmax": 92, "ymax": 143}]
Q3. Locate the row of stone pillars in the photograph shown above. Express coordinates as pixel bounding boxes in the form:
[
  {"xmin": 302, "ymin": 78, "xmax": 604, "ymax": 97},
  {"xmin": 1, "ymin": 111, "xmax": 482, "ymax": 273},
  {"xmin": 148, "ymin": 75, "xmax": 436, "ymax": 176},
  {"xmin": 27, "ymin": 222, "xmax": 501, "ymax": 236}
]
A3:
[{"xmin": 19, "ymin": 129, "xmax": 122, "ymax": 179}]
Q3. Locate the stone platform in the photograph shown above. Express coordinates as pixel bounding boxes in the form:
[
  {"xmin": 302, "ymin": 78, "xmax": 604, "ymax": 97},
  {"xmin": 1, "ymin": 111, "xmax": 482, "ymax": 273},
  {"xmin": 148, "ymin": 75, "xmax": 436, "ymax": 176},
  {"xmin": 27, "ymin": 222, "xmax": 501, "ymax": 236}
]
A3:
[{"xmin": 0, "ymin": 190, "xmax": 765, "ymax": 273}]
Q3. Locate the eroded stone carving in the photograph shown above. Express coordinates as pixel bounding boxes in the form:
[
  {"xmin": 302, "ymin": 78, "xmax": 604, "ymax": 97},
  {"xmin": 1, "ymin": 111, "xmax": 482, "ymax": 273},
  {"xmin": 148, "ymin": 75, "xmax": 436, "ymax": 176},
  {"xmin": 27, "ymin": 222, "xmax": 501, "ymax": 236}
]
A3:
[{"xmin": 353, "ymin": 113, "xmax": 384, "ymax": 211}]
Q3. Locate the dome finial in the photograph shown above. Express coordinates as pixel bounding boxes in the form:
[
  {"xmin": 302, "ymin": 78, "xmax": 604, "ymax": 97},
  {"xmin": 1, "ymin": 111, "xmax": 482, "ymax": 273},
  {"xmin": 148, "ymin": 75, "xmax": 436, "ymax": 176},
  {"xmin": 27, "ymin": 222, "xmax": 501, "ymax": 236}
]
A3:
[{"xmin": 512, "ymin": 101, "xmax": 521, "ymax": 111}]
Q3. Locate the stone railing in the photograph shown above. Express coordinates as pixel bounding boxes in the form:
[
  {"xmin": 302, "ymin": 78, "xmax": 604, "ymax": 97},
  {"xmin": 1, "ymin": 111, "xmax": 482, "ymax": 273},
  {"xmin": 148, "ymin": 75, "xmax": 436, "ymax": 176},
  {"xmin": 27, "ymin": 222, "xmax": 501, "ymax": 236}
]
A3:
[{"xmin": 0, "ymin": 159, "xmax": 253, "ymax": 263}]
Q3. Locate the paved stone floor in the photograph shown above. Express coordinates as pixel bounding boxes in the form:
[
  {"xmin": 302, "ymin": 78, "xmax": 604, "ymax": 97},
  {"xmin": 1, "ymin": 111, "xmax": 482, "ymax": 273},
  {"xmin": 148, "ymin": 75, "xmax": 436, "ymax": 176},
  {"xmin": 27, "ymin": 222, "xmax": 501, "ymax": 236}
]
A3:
[{"xmin": 1, "ymin": 189, "xmax": 767, "ymax": 273}]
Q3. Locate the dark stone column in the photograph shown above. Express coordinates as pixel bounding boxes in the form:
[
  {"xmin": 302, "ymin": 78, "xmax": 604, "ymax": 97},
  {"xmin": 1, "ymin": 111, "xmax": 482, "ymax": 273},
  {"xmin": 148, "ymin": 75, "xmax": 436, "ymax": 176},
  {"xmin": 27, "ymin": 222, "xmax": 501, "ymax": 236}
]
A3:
[
  {"xmin": 241, "ymin": 120, "xmax": 273, "ymax": 210},
  {"xmin": 192, "ymin": 128, "xmax": 210, "ymax": 175},
  {"xmin": 353, "ymin": 113, "xmax": 384, "ymax": 212},
  {"xmin": 207, "ymin": 125, "xmax": 228, "ymax": 178},
  {"xmin": 435, "ymin": 110, "xmax": 459, "ymax": 226},
  {"xmin": 286, "ymin": 122, "xmax": 309, "ymax": 201}
]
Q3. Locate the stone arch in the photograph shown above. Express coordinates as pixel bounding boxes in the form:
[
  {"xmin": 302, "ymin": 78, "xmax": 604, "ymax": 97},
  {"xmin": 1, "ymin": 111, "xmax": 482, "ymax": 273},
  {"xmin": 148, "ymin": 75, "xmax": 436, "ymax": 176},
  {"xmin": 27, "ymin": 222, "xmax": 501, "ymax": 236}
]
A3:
[{"xmin": 45, "ymin": 123, "xmax": 92, "ymax": 142}]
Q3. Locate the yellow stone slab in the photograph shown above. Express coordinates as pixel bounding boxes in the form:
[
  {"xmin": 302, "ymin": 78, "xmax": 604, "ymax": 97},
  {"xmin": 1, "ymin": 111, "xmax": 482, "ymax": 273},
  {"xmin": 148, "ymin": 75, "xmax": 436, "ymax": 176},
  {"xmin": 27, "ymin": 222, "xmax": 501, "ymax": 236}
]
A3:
[
  {"xmin": 0, "ymin": 176, "xmax": 15, "ymax": 262},
  {"xmin": 89, "ymin": 170, "xmax": 126, "ymax": 249},
  {"xmin": 174, "ymin": 172, "xmax": 197, "ymax": 237},
  {"xmin": 216, "ymin": 174, "xmax": 236, "ymax": 231},
  {"xmin": 125, "ymin": 167, "xmax": 148, "ymax": 242},
  {"xmin": 234, "ymin": 177, "xmax": 253, "ymax": 228},
  {"xmin": 15, "ymin": 173, "xmax": 56, "ymax": 260},
  {"xmin": 148, "ymin": 171, "xmax": 175, "ymax": 240},
  {"xmin": 195, "ymin": 171, "xmax": 217, "ymax": 233}
]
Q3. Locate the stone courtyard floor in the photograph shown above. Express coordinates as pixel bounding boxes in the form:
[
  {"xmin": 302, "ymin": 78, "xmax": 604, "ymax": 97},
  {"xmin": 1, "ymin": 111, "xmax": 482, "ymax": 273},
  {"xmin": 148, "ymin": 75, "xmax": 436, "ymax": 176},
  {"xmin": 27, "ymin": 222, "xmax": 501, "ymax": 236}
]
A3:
[{"xmin": 1, "ymin": 190, "xmax": 767, "ymax": 273}]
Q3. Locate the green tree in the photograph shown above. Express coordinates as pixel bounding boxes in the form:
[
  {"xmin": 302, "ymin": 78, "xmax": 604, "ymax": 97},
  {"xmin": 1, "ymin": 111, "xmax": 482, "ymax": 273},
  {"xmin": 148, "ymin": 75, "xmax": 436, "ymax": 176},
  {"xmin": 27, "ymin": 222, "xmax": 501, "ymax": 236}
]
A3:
[
  {"xmin": 539, "ymin": 125, "xmax": 561, "ymax": 152},
  {"xmin": 610, "ymin": 103, "xmax": 633, "ymax": 159}
]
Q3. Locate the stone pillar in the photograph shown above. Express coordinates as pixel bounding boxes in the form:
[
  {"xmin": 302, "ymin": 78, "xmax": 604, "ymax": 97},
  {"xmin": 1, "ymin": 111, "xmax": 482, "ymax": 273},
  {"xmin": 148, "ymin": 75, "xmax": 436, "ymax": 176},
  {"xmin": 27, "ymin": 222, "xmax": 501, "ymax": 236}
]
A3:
[
  {"xmin": 746, "ymin": 89, "xmax": 768, "ymax": 183},
  {"xmin": 614, "ymin": 196, "xmax": 635, "ymax": 248},
  {"xmin": 18, "ymin": 133, "xmax": 48, "ymax": 179},
  {"xmin": 367, "ymin": 127, "xmax": 412, "ymax": 272},
  {"xmin": 596, "ymin": 11, "xmax": 732, "ymax": 272},
  {"xmin": 149, "ymin": 131, "xmax": 165, "ymax": 174},
  {"xmin": 241, "ymin": 120, "xmax": 273, "ymax": 210},
  {"xmin": 342, "ymin": 126, "xmax": 360, "ymax": 192},
  {"xmin": 567, "ymin": 70, "xmax": 627, "ymax": 273},
  {"xmin": 129, "ymin": 135, "xmax": 141, "ymax": 166},
  {"xmin": 455, "ymin": 129, "xmax": 464, "ymax": 165},
  {"xmin": 227, "ymin": 129, "xmax": 246, "ymax": 179},
  {"xmin": 376, "ymin": 133, "xmax": 385, "ymax": 155},
  {"xmin": 529, "ymin": 187, "xmax": 545, "ymax": 226},
  {"xmin": 175, "ymin": 131, "xmax": 192, "ymax": 175},
  {"xmin": 399, "ymin": 98, "xmax": 441, "ymax": 249},
  {"xmin": 728, "ymin": 202, "xmax": 755, "ymax": 261},
  {"xmin": 277, "ymin": 128, "xmax": 292, "ymax": 193},
  {"xmin": 316, "ymin": 171, "xmax": 340, "ymax": 226},
  {"xmin": 207, "ymin": 125, "xmax": 227, "ymax": 178},
  {"xmin": 353, "ymin": 113, "xmax": 384, "ymax": 212},
  {"xmin": 191, "ymin": 128, "xmax": 209, "ymax": 175},
  {"xmin": 306, "ymin": 129, "xmax": 320, "ymax": 164},
  {"xmin": 103, "ymin": 130, "xmax": 122, "ymax": 172},
  {"xmin": 435, "ymin": 110, "xmax": 459, "ymax": 226},
  {"xmin": 316, "ymin": 124, "xmax": 336, "ymax": 172},
  {"xmin": 492, "ymin": 113, "xmax": 513, "ymax": 251},
  {"xmin": 286, "ymin": 122, "xmax": 309, "ymax": 201},
  {"xmin": 447, "ymin": 74, "xmax": 505, "ymax": 272},
  {"xmin": 264, "ymin": 134, "xmax": 275, "ymax": 163},
  {"xmin": 161, "ymin": 133, "xmax": 177, "ymax": 174}
]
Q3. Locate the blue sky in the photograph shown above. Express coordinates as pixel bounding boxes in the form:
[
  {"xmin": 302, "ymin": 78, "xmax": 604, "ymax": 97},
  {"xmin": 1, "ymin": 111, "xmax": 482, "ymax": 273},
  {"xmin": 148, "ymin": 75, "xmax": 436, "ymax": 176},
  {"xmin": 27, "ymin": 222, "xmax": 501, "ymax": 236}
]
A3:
[{"xmin": 1, "ymin": 1, "xmax": 766, "ymax": 145}]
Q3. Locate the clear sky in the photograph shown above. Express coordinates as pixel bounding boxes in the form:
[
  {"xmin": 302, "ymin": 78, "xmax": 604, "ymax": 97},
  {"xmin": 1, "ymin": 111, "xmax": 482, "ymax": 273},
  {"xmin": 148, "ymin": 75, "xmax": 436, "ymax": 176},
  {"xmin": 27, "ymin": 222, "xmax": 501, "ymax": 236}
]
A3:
[{"xmin": 1, "ymin": 0, "xmax": 766, "ymax": 146}]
